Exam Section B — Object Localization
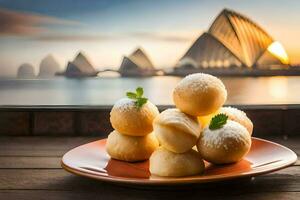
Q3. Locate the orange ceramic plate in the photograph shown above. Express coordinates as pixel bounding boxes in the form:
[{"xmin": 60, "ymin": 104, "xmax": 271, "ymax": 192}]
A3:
[{"xmin": 61, "ymin": 137, "xmax": 297, "ymax": 185}]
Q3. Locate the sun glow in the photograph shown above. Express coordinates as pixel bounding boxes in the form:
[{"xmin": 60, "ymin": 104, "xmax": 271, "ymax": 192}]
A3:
[
  {"xmin": 267, "ymin": 77, "xmax": 288, "ymax": 100},
  {"xmin": 267, "ymin": 41, "xmax": 290, "ymax": 64}
]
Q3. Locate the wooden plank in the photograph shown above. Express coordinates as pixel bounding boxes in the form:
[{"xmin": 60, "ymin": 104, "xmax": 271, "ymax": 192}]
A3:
[
  {"xmin": 262, "ymin": 136, "xmax": 300, "ymax": 155},
  {"xmin": 0, "ymin": 191, "xmax": 299, "ymax": 200},
  {"xmin": 0, "ymin": 167, "xmax": 299, "ymax": 192},
  {"xmin": 0, "ymin": 137, "xmax": 101, "ymax": 149},
  {"xmin": 0, "ymin": 137, "xmax": 100, "ymax": 156},
  {"xmin": 0, "ymin": 155, "xmax": 298, "ymax": 170},
  {"xmin": 1, "ymin": 105, "xmax": 300, "ymax": 136},
  {"xmin": 0, "ymin": 136, "xmax": 299, "ymax": 200},
  {"xmin": 0, "ymin": 136, "xmax": 299, "ymax": 156},
  {"xmin": 0, "ymin": 112, "xmax": 30, "ymax": 136},
  {"xmin": 0, "ymin": 157, "xmax": 61, "ymax": 169},
  {"xmin": 33, "ymin": 112, "xmax": 75, "ymax": 136},
  {"xmin": 0, "ymin": 136, "xmax": 298, "ymax": 150},
  {"xmin": 0, "ymin": 137, "xmax": 298, "ymax": 168},
  {"xmin": 0, "ymin": 150, "xmax": 66, "ymax": 157}
]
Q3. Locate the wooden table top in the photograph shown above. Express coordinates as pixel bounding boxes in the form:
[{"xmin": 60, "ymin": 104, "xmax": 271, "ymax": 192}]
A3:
[{"xmin": 0, "ymin": 136, "xmax": 299, "ymax": 200}]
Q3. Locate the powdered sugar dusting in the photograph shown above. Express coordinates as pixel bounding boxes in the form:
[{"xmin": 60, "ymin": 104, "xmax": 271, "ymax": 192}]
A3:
[
  {"xmin": 175, "ymin": 73, "xmax": 227, "ymax": 95},
  {"xmin": 221, "ymin": 107, "xmax": 247, "ymax": 119},
  {"xmin": 220, "ymin": 106, "xmax": 253, "ymax": 134},
  {"xmin": 112, "ymin": 97, "xmax": 158, "ymax": 115},
  {"xmin": 201, "ymin": 120, "xmax": 250, "ymax": 149},
  {"xmin": 113, "ymin": 98, "xmax": 135, "ymax": 112}
]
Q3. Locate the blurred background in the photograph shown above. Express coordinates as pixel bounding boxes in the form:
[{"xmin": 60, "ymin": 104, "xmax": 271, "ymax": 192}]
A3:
[{"xmin": 0, "ymin": 0, "xmax": 300, "ymax": 106}]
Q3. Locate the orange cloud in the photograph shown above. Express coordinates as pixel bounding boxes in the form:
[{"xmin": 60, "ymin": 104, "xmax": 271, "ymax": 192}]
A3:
[
  {"xmin": 0, "ymin": 7, "xmax": 78, "ymax": 36},
  {"xmin": 35, "ymin": 34, "xmax": 116, "ymax": 42},
  {"xmin": 33, "ymin": 31, "xmax": 196, "ymax": 42}
]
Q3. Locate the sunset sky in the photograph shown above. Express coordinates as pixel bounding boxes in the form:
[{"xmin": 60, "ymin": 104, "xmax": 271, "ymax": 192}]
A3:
[{"xmin": 0, "ymin": 0, "xmax": 300, "ymax": 77}]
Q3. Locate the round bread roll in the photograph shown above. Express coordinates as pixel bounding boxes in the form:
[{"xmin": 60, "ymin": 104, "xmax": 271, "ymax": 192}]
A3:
[
  {"xmin": 197, "ymin": 120, "xmax": 251, "ymax": 164},
  {"xmin": 153, "ymin": 108, "xmax": 201, "ymax": 153},
  {"xmin": 220, "ymin": 107, "xmax": 253, "ymax": 135},
  {"xmin": 110, "ymin": 98, "xmax": 159, "ymax": 136},
  {"xmin": 106, "ymin": 130, "xmax": 159, "ymax": 162},
  {"xmin": 149, "ymin": 147, "xmax": 205, "ymax": 177},
  {"xmin": 173, "ymin": 73, "xmax": 227, "ymax": 116}
]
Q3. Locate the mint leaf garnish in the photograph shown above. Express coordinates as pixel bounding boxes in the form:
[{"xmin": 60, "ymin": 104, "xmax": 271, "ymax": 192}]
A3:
[
  {"xmin": 136, "ymin": 87, "xmax": 143, "ymax": 98},
  {"xmin": 209, "ymin": 113, "xmax": 228, "ymax": 130},
  {"xmin": 126, "ymin": 87, "xmax": 148, "ymax": 108},
  {"xmin": 126, "ymin": 92, "xmax": 137, "ymax": 99}
]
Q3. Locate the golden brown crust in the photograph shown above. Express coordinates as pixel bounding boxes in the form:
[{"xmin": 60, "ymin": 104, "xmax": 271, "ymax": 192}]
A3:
[
  {"xmin": 173, "ymin": 73, "xmax": 227, "ymax": 116},
  {"xmin": 110, "ymin": 98, "xmax": 159, "ymax": 136},
  {"xmin": 106, "ymin": 130, "xmax": 159, "ymax": 162},
  {"xmin": 197, "ymin": 120, "xmax": 251, "ymax": 164},
  {"xmin": 220, "ymin": 107, "xmax": 253, "ymax": 135},
  {"xmin": 153, "ymin": 109, "xmax": 201, "ymax": 153},
  {"xmin": 149, "ymin": 147, "xmax": 205, "ymax": 177}
]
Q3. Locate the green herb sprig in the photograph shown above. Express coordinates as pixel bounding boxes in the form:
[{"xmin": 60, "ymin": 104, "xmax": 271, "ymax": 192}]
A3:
[
  {"xmin": 209, "ymin": 113, "xmax": 228, "ymax": 130},
  {"xmin": 126, "ymin": 87, "xmax": 148, "ymax": 108}
]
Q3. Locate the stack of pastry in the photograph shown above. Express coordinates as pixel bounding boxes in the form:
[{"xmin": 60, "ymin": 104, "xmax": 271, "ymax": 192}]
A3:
[
  {"xmin": 150, "ymin": 108, "xmax": 205, "ymax": 177},
  {"xmin": 149, "ymin": 73, "xmax": 226, "ymax": 177},
  {"xmin": 105, "ymin": 73, "xmax": 254, "ymax": 178},
  {"xmin": 106, "ymin": 88, "xmax": 160, "ymax": 162},
  {"xmin": 150, "ymin": 73, "xmax": 253, "ymax": 176}
]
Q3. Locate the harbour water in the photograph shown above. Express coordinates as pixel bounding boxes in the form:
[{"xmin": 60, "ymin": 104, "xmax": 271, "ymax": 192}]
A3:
[{"xmin": 0, "ymin": 76, "xmax": 299, "ymax": 106}]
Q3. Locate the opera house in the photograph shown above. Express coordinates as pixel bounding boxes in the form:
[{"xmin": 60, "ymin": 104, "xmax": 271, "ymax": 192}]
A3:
[
  {"xmin": 57, "ymin": 52, "xmax": 98, "ymax": 77},
  {"xmin": 119, "ymin": 48, "xmax": 156, "ymax": 77},
  {"xmin": 40, "ymin": 8, "xmax": 298, "ymax": 78},
  {"xmin": 176, "ymin": 9, "xmax": 290, "ymax": 72},
  {"xmin": 55, "ymin": 48, "xmax": 156, "ymax": 78}
]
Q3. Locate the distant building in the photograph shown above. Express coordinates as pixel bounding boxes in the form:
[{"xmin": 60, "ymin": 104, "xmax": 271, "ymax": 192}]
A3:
[
  {"xmin": 17, "ymin": 63, "xmax": 35, "ymax": 78},
  {"xmin": 119, "ymin": 48, "xmax": 156, "ymax": 77},
  {"xmin": 177, "ymin": 9, "xmax": 290, "ymax": 70},
  {"xmin": 58, "ymin": 52, "xmax": 97, "ymax": 77},
  {"xmin": 38, "ymin": 55, "xmax": 60, "ymax": 78}
]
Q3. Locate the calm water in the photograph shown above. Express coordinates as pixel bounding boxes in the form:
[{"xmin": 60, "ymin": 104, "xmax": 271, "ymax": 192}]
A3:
[{"xmin": 0, "ymin": 76, "xmax": 299, "ymax": 105}]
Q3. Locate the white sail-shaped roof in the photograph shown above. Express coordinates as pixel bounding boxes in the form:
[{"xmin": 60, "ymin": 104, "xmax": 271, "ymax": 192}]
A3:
[
  {"xmin": 181, "ymin": 32, "xmax": 242, "ymax": 68},
  {"xmin": 63, "ymin": 52, "xmax": 97, "ymax": 77},
  {"xmin": 128, "ymin": 48, "xmax": 154, "ymax": 70},
  {"xmin": 209, "ymin": 9, "xmax": 274, "ymax": 67},
  {"xmin": 119, "ymin": 48, "xmax": 155, "ymax": 76},
  {"xmin": 179, "ymin": 9, "xmax": 289, "ymax": 69},
  {"xmin": 72, "ymin": 52, "xmax": 96, "ymax": 74},
  {"xmin": 256, "ymin": 50, "xmax": 284, "ymax": 67}
]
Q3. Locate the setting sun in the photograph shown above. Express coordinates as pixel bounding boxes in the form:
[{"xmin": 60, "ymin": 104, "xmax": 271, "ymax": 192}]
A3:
[{"xmin": 267, "ymin": 41, "xmax": 290, "ymax": 65}]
